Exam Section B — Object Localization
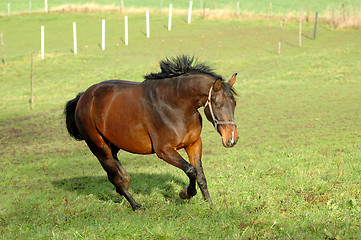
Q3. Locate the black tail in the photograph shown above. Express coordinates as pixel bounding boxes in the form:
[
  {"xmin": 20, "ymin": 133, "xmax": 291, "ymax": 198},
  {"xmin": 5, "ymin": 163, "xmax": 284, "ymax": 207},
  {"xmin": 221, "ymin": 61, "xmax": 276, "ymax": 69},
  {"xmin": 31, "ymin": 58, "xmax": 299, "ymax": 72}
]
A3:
[{"xmin": 64, "ymin": 92, "xmax": 84, "ymax": 141}]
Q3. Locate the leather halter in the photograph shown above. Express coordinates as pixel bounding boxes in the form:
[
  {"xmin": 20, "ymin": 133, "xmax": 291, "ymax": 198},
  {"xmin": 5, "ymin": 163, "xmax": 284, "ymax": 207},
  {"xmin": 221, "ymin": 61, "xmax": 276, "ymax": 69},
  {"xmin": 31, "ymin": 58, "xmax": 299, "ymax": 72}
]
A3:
[{"xmin": 204, "ymin": 84, "xmax": 237, "ymax": 131}]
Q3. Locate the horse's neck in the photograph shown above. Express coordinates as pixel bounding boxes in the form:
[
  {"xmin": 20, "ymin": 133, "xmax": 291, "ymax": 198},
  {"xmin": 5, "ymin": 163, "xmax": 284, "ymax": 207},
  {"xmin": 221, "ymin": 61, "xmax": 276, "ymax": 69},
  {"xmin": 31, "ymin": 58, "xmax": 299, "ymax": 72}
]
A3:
[
  {"xmin": 169, "ymin": 75, "xmax": 212, "ymax": 110},
  {"xmin": 142, "ymin": 75, "xmax": 213, "ymax": 112}
]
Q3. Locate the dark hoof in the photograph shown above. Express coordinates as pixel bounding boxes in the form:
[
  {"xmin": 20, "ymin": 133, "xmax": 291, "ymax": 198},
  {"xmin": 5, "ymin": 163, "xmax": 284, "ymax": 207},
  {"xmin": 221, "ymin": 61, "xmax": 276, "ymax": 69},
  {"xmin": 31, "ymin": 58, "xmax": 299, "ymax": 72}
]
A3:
[
  {"xmin": 131, "ymin": 203, "xmax": 145, "ymax": 211},
  {"xmin": 179, "ymin": 187, "xmax": 196, "ymax": 199}
]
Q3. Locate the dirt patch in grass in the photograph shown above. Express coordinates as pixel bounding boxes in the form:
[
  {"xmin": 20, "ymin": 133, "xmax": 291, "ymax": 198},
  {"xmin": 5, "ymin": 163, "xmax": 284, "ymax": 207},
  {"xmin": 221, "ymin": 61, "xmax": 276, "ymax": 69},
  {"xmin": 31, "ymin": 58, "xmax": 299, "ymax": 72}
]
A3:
[{"xmin": 0, "ymin": 108, "xmax": 78, "ymax": 159}]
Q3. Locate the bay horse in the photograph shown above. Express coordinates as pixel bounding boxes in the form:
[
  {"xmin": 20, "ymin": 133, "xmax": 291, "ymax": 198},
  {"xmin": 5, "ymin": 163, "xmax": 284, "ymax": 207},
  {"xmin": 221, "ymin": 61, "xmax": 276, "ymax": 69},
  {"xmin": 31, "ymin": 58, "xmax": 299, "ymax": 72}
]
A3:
[{"xmin": 64, "ymin": 55, "xmax": 238, "ymax": 210}]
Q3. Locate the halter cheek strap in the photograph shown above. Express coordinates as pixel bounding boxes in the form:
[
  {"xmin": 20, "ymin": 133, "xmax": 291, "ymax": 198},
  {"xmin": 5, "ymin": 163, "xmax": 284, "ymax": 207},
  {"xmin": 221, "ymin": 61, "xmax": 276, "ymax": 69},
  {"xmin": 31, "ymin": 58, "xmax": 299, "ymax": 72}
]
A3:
[{"xmin": 204, "ymin": 84, "xmax": 237, "ymax": 131}]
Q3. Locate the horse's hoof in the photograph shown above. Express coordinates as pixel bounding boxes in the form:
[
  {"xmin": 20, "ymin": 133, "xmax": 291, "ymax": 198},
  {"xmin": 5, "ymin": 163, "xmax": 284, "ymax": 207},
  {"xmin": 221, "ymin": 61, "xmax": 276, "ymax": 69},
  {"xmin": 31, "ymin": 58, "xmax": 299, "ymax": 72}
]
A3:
[
  {"xmin": 131, "ymin": 203, "xmax": 145, "ymax": 211},
  {"xmin": 179, "ymin": 187, "xmax": 197, "ymax": 199},
  {"xmin": 179, "ymin": 188, "xmax": 192, "ymax": 199}
]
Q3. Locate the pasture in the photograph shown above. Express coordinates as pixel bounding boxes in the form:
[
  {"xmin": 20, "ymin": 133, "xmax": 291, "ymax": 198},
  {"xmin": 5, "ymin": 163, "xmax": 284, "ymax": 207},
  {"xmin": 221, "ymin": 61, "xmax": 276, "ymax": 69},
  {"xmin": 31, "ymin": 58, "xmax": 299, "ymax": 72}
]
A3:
[{"xmin": 1, "ymin": 4, "xmax": 361, "ymax": 240}]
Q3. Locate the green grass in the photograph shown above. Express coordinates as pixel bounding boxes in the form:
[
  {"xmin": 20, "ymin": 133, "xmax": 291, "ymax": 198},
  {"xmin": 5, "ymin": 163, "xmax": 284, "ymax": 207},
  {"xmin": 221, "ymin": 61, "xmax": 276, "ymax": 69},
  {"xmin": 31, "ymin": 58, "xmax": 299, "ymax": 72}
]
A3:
[
  {"xmin": 0, "ymin": 11, "xmax": 361, "ymax": 239},
  {"xmin": 2, "ymin": 0, "xmax": 361, "ymax": 15}
]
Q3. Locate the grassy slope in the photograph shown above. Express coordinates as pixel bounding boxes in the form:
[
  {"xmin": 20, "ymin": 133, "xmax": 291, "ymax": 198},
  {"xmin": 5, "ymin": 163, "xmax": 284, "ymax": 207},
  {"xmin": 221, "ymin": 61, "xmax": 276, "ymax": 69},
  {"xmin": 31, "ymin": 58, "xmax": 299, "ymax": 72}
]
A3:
[{"xmin": 0, "ymin": 11, "xmax": 361, "ymax": 239}]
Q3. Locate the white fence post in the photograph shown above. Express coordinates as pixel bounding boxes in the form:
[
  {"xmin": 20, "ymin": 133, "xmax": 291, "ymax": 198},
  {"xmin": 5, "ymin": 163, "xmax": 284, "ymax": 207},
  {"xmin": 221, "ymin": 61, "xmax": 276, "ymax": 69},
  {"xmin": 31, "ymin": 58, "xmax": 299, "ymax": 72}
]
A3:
[
  {"xmin": 188, "ymin": 1, "xmax": 193, "ymax": 24},
  {"xmin": 41, "ymin": 26, "xmax": 45, "ymax": 59},
  {"xmin": 8, "ymin": 3, "xmax": 10, "ymax": 16},
  {"xmin": 146, "ymin": 10, "xmax": 150, "ymax": 38},
  {"xmin": 125, "ymin": 16, "xmax": 128, "ymax": 46},
  {"xmin": 102, "ymin": 19, "xmax": 105, "ymax": 50},
  {"xmin": 44, "ymin": 0, "xmax": 48, "ymax": 13},
  {"xmin": 168, "ymin": 4, "xmax": 172, "ymax": 31},
  {"xmin": 73, "ymin": 22, "xmax": 77, "ymax": 55}
]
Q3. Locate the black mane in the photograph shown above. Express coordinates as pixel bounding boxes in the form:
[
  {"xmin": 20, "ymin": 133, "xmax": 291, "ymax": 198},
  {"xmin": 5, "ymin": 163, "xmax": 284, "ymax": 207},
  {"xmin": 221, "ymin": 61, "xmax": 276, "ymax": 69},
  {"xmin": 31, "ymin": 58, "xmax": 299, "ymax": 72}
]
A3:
[
  {"xmin": 144, "ymin": 55, "xmax": 237, "ymax": 97},
  {"xmin": 144, "ymin": 55, "xmax": 223, "ymax": 81}
]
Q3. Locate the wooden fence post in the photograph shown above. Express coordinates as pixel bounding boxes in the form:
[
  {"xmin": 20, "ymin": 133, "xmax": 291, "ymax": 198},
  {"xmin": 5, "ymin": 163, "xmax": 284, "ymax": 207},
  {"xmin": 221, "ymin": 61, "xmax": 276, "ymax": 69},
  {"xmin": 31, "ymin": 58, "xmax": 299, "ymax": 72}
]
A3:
[
  {"xmin": 313, "ymin": 12, "xmax": 318, "ymax": 40},
  {"xmin": 1, "ymin": 33, "xmax": 6, "ymax": 65},
  {"xmin": 306, "ymin": 6, "xmax": 310, "ymax": 22},
  {"xmin": 278, "ymin": 21, "xmax": 283, "ymax": 55},
  {"xmin": 30, "ymin": 51, "xmax": 34, "ymax": 110},
  {"xmin": 120, "ymin": 0, "xmax": 124, "ymax": 14}
]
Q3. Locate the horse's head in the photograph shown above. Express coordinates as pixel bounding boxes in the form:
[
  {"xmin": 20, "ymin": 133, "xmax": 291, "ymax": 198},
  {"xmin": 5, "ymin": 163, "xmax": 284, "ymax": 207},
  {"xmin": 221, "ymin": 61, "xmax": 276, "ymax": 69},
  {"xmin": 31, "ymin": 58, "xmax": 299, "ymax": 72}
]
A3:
[{"xmin": 204, "ymin": 73, "xmax": 239, "ymax": 148}]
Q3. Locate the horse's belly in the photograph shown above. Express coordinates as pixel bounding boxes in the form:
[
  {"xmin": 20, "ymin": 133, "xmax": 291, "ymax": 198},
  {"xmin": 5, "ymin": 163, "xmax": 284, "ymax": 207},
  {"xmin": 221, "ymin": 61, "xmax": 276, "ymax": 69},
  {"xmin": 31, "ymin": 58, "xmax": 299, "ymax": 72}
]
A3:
[
  {"xmin": 102, "ymin": 110, "xmax": 154, "ymax": 154},
  {"xmin": 110, "ymin": 127, "xmax": 154, "ymax": 154}
]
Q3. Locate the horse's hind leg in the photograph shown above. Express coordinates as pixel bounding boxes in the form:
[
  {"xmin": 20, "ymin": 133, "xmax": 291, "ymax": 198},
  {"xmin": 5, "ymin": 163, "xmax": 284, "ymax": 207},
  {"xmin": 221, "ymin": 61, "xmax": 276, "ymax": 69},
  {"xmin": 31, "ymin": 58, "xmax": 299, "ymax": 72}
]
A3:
[
  {"xmin": 86, "ymin": 140, "xmax": 143, "ymax": 211},
  {"xmin": 111, "ymin": 145, "xmax": 131, "ymax": 191}
]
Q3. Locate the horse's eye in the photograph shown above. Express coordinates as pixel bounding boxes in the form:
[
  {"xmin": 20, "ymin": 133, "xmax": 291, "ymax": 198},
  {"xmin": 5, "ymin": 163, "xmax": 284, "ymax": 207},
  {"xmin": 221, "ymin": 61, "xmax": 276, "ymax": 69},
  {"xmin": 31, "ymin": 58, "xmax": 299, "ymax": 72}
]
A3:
[{"xmin": 214, "ymin": 102, "xmax": 222, "ymax": 109}]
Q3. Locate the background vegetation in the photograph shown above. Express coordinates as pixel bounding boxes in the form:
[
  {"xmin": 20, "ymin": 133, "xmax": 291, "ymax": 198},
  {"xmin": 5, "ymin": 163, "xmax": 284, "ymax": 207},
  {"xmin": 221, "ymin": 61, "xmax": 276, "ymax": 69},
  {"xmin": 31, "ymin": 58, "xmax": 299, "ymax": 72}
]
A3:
[{"xmin": 0, "ymin": 1, "xmax": 360, "ymax": 239}]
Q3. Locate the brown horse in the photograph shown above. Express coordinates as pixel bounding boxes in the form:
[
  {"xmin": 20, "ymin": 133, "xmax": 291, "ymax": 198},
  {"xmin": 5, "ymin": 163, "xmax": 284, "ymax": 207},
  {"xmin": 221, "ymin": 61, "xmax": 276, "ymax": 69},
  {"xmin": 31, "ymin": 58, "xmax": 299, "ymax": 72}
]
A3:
[{"xmin": 64, "ymin": 56, "xmax": 238, "ymax": 210}]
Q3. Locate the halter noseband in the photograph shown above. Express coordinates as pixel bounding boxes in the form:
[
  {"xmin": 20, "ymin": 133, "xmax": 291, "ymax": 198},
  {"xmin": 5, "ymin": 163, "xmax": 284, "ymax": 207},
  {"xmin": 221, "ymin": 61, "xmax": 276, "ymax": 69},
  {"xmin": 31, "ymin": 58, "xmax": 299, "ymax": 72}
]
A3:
[{"xmin": 204, "ymin": 84, "xmax": 237, "ymax": 131}]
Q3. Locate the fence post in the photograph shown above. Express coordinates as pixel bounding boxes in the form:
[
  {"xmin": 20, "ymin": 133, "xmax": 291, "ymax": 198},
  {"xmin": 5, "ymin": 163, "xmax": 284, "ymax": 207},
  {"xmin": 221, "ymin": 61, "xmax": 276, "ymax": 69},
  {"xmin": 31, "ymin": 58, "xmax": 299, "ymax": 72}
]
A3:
[
  {"xmin": 313, "ymin": 12, "xmax": 318, "ymax": 40},
  {"xmin": 1, "ymin": 33, "xmax": 6, "ymax": 65},
  {"xmin": 80, "ymin": 45, "xmax": 88, "ymax": 87},
  {"xmin": 29, "ymin": 0, "xmax": 32, "ymax": 15},
  {"xmin": 342, "ymin": 4, "xmax": 345, "ymax": 21},
  {"xmin": 44, "ymin": 0, "xmax": 48, "ymax": 13},
  {"xmin": 120, "ymin": 0, "xmax": 124, "ymax": 14},
  {"xmin": 168, "ymin": 4, "xmax": 172, "ymax": 31},
  {"xmin": 278, "ymin": 21, "xmax": 283, "ymax": 55},
  {"xmin": 41, "ymin": 26, "xmax": 45, "ymax": 59},
  {"xmin": 73, "ymin": 22, "xmax": 77, "ymax": 55},
  {"xmin": 188, "ymin": 1, "xmax": 193, "ymax": 24},
  {"xmin": 8, "ymin": 3, "xmax": 10, "ymax": 16},
  {"xmin": 146, "ymin": 10, "xmax": 150, "ymax": 38},
  {"xmin": 125, "ymin": 16, "xmax": 128, "ymax": 46},
  {"xmin": 102, "ymin": 19, "xmax": 105, "ymax": 50},
  {"xmin": 30, "ymin": 51, "xmax": 34, "ymax": 110},
  {"xmin": 306, "ymin": 6, "xmax": 310, "ymax": 22}
]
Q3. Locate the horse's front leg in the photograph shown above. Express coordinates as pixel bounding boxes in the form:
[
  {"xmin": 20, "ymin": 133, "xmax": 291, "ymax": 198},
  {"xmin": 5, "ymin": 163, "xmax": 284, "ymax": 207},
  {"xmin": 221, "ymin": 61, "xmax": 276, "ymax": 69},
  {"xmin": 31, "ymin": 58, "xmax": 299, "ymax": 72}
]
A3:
[
  {"xmin": 156, "ymin": 146, "xmax": 197, "ymax": 199},
  {"xmin": 185, "ymin": 137, "xmax": 213, "ymax": 205}
]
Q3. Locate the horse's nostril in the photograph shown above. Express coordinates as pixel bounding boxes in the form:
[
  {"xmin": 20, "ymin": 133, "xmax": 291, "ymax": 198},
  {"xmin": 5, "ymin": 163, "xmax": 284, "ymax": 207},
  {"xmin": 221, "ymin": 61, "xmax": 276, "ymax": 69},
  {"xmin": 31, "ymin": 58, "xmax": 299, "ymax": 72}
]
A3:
[{"xmin": 227, "ymin": 138, "xmax": 235, "ymax": 147}]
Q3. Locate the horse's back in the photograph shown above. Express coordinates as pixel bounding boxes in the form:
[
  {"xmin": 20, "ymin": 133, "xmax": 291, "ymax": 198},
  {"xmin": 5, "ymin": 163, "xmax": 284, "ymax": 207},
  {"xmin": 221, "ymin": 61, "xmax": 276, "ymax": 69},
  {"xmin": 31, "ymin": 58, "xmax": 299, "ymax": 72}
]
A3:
[{"xmin": 100, "ymin": 79, "xmax": 141, "ymax": 86}]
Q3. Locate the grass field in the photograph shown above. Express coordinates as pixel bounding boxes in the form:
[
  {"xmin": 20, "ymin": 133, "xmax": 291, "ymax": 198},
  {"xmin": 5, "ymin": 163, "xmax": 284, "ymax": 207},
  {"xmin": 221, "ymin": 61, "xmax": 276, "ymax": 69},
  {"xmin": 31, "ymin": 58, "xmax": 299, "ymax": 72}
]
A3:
[
  {"xmin": 2, "ymin": 0, "xmax": 361, "ymax": 16},
  {"xmin": 1, "ymin": 7, "xmax": 361, "ymax": 240}
]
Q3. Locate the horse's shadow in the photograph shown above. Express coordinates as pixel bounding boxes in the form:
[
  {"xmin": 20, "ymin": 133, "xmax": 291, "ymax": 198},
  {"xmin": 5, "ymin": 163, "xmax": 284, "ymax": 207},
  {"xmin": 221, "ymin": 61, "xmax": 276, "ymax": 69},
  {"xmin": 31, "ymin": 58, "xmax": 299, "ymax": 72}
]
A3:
[{"xmin": 52, "ymin": 173, "xmax": 186, "ymax": 203}]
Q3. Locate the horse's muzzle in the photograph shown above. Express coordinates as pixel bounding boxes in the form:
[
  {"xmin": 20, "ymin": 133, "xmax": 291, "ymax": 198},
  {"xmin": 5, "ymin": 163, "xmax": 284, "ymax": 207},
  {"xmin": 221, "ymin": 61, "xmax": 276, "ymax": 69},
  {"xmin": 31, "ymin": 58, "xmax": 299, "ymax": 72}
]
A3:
[{"xmin": 223, "ymin": 136, "xmax": 239, "ymax": 148}]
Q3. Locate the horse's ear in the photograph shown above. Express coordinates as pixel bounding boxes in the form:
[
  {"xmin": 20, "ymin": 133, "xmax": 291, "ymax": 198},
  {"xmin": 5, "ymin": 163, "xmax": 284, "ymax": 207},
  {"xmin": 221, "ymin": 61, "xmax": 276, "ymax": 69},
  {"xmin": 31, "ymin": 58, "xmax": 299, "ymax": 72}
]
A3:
[
  {"xmin": 228, "ymin": 73, "xmax": 237, "ymax": 87},
  {"xmin": 213, "ymin": 79, "xmax": 222, "ymax": 92}
]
